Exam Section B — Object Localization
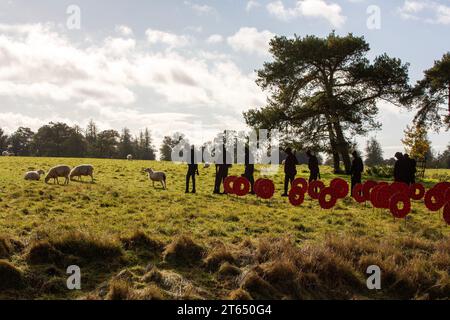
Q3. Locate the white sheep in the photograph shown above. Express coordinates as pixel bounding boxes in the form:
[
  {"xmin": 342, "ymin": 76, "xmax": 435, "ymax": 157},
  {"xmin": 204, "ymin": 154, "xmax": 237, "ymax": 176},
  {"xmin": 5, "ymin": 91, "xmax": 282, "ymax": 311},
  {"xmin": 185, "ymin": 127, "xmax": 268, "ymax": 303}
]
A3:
[
  {"xmin": 24, "ymin": 170, "xmax": 45, "ymax": 181},
  {"xmin": 45, "ymin": 165, "xmax": 71, "ymax": 185},
  {"xmin": 144, "ymin": 168, "xmax": 167, "ymax": 189},
  {"xmin": 2, "ymin": 151, "xmax": 13, "ymax": 156},
  {"xmin": 70, "ymin": 165, "xmax": 94, "ymax": 182},
  {"xmin": 127, "ymin": 154, "xmax": 133, "ymax": 161}
]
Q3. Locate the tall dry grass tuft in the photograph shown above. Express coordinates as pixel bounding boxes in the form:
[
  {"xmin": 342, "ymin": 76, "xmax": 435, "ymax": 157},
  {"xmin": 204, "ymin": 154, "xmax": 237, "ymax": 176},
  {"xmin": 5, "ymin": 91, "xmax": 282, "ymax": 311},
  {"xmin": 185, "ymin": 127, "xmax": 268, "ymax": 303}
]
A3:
[
  {"xmin": 106, "ymin": 279, "xmax": 165, "ymax": 300},
  {"xmin": 0, "ymin": 236, "xmax": 24, "ymax": 259},
  {"xmin": 106, "ymin": 280, "xmax": 131, "ymax": 300},
  {"xmin": 230, "ymin": 234, "xmax": 450, "ymax": 300},
  {"xmin": 26, "ymin": 241, "xmax": 65, "ymax": 265},
  {"xmin": 121, "ymin": 231, "xmax": 164, "ymax": 257},
  {"xmin": 26, "ymin": 232, "xmax": 124, "ymax": 266},
  {"xmin": 163, "ymin": 235, "xmax": 205, "ymax": 266},
  {"xmin": 52, "ymin": 232, "xmax": 123, "ymax": 262},
  {"xmin": 228, "ymin": 288, "xmax": 253, "ymax": 300},
  {"xmin": 204, "ymin": 244, "xmax": 236, "ymax": 271},
  {"xmin": 0, "ymin": 260, "xmax": 24, "ymax": 290}
]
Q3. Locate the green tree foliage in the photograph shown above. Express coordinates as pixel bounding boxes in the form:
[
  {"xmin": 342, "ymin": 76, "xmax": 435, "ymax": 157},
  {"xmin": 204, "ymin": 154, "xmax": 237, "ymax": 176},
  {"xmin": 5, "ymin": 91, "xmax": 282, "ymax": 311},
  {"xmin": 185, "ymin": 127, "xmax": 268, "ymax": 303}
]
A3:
[
  {"xmin": 118, "ymin": 128, "xmax": 134, "ymax": 159},
  {"xmin": 1, "ymin": 121, "xmax": 158, "ymax": 160},
  {"xmin": 33, "ymin": 122, "xmax": 86, "ymax": 157},
  {"xmin": 85, "ymin": 120, "xmax": 98, "ymax": 157},
  {"xmin": 9, "ymin": 127, "xmax": 34, "ymax": 156},
  {"xmin": 433, "ymin": 144, "xmax": 450, "ymax": 169},
  {"xmin": 131, "ymin": 128, "xmax": 156, "ymax": 160},
  {"xmin": 0, "ymin": 128, "xmax": 8, "ymax": 151},
  {"xmin": 407, "ymin": 52, "xmax": 450, "ymax": 130},
  {"xmin": 244, "ymin": 32, "xmax": 410, "ymax": 174},
  {"xmin": 160, "ymin": 133, "xmax": 186, "ymax": 161},
  {"xmin": 365, "ymin": 138, "xmax": 384, "ymax": 167},
  {"xmin": 96, "ymin": 130, "xmax": 120, "ymax": 159},
  {"xmin": 139, "ymin": 128, "xmax": 156, "ymax": 160}
]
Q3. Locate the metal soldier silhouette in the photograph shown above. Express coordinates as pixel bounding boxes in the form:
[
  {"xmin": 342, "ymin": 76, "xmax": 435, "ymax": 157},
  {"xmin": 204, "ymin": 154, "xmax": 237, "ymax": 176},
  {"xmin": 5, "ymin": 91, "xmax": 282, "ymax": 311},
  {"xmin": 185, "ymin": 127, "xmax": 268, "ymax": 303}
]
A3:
[
  {"xmin": 282, "ymin": 148, "xmax": 298, "ymax": 197},
  {"xmin": 350, "ymin": 151, "xmax": 364, "ymax": 194},
  {"xmin": 186, "ymin": 145, "xmax": 199, "ymax": 194},
  {"xmin": 306, "ymin": 150, "xmax": 320, "ymax": 183}
]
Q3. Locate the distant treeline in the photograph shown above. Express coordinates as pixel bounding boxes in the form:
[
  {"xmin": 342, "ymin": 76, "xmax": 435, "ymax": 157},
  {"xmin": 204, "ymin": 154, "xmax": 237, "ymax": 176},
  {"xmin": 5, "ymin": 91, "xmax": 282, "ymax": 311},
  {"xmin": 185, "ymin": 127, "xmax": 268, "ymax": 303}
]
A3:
[
  {"xmin": 0, "ymin": 121, "xmax": 449, "ymax": 169},
  {"xmin": 0, "ymin": 121, "xmax": 156, "ymax": 160}
]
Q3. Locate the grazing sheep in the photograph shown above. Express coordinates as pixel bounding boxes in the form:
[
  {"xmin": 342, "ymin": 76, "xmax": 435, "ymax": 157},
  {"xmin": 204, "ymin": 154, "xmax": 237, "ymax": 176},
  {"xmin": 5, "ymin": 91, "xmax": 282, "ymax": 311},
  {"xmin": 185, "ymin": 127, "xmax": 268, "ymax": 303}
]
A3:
[
  {"xmin": 127, "ymin": 154, "xmax": 133, "ymax": 161},
  {"xmin": 24, "ymin": 170, "xmax": 45, "ymax": 181},
  {"xmin": 144, "ymin": 168, "xmax": 167, "ymax": 189},
  {"xmin": 45, "ymin": 165, "xmax": 71, "ymax": 185},
  {"xmin": 70, "ymin": 165, "xmax": 94, "ymax": 182}
]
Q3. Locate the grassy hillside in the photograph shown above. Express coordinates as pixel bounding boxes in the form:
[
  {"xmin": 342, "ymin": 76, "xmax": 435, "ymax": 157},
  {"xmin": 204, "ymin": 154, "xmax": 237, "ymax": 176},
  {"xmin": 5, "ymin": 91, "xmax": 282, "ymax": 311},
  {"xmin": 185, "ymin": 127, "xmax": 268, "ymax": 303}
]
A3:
[{"xmin": 0, "ymin": 157, "xmax": 449, "ymax": 300}]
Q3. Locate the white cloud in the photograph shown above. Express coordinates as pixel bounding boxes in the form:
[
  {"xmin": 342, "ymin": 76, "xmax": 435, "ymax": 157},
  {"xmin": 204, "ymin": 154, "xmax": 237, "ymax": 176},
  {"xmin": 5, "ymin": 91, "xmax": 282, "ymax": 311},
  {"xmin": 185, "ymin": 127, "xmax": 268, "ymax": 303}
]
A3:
[
  {"xmin": 246, "ymin": 0, "xmax": 261, "ymax": 12},
  {"xmin": 115, "ymin": 25, "xmax": 133, "ymax": 37},
  {"xmin": 0, "ymin": 112, "xmax": 73, "ymax": 133},
  {"xmin": 436, "ymin": 3, "xmax": 450, "ymax": 24},
  {"xmin": 0, "ymin": 23, "xmax": 266, "ymax": 144},
  {"xmin": 266, "ymin": 0, "xmax": 346, "ymax": 28},
  {"xmin": 184, "ymin": 1, "xmax": 214, "ymax": 15},
  {"xmin": 206, "ymin": 34, "xmax": 224, "ymax": 44},
  {"xmin": 145, "ymin": 29, "xmax": 191, "ymax": 48},
  {"xmin": 227, "ymin": 27, "xmax": 275, "ymax": 56},
  {"xmin": 398, "ymin": 0, "xmax": 450, "ymax": 24}
]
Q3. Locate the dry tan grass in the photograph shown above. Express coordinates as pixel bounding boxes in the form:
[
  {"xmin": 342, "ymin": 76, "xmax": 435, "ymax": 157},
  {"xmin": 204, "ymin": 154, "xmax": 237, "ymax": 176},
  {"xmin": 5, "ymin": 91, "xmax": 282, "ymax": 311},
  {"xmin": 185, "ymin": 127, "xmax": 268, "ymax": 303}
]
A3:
[
  {"xmin": 0, "ymin": 260, "xmax": 24, "ymax": 290},
  {"xmin": 163, "ymin": 235, "xmax": 205, "ymax": 266},
  {"xmin": 204, "ymin": 244, "xmax": 236, "ymax": 271},
  {"xmin": 121, "ymin": 231, "xmax": 164, "ymax": 257},
  {"xmin": 3, "ymin": 228, "xmax": 450, "ymax": 300}
]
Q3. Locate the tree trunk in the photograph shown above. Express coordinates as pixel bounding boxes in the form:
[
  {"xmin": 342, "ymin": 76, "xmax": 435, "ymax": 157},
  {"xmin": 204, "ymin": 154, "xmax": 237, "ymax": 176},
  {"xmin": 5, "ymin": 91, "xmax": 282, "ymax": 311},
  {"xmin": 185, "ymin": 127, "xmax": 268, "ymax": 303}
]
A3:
[
  {"xmin": 326, "ymin": 122, "xmax": 341, "ymax": 173},
  {"xmin": 332, "ymin": 120, "xmax": 352, "ymax": 174}
]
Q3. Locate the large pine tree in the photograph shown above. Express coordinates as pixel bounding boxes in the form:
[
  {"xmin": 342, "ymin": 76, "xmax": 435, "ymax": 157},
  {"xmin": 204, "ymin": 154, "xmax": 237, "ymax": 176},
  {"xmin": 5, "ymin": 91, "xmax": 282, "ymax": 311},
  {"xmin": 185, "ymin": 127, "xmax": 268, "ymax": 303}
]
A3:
[
  {"xmin": 244, "ymin": 32, "xmax": 410, "ymax": 174},
  {"xmin": 408, "ymin": 52, "xmax": 450, "ymax": 130}
]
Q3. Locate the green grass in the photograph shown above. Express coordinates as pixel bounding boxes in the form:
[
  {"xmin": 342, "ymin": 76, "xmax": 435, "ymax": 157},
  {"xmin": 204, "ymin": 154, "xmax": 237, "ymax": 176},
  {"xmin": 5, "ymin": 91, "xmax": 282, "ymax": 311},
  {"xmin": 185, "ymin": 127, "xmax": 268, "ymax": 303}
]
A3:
[{"xmin": 0, "ymin": 157, "xmax": 449, "ymax": 300}]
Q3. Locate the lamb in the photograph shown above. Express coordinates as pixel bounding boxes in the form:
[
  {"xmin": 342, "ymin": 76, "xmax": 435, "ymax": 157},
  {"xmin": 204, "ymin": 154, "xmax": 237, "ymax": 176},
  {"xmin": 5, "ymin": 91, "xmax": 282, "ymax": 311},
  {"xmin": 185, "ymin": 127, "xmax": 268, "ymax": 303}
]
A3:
[
  {"xmin": 127, "ymin": 154, "xmax": 133, "ymax": 161},
  {"xmin": 45, "ymin": 165, "xmax": 71, "ymax": 185},
  {"xmin": 70, "ymin": 165, "xmax": 94, "ymax": 182},
  {"xmin": 144, "ymin": 168, "xmax": 167, "ymax": 189},
  {"xmin": 24, "ymin": 170, "xmax": 45, "ymax": 181}
]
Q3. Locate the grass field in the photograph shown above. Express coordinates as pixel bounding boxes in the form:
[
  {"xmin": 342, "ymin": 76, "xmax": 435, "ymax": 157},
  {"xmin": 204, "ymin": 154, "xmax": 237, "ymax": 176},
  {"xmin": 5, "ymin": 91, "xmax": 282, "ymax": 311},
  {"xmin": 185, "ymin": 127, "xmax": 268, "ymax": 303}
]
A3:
[{"xmin": 0, "ymin": 157, "xmax": 449, "ymax": 300}]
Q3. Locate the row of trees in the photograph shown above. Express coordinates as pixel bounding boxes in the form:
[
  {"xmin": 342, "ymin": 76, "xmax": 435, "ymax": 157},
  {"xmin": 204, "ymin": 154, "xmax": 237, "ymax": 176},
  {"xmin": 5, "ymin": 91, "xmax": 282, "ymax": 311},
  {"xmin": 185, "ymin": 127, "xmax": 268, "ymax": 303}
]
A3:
[
  {"xmin": 0, "ymin": 121, "xmax": 156, "ymax": 160},
  {"xmin": 244, "ymin": 32, "xmax": 449, "ymax": 174},
  {"xmin": 364, "ymin": 136, "xmax": 450, "ymax": 169},
  {"xmin": 1, "ymin": 122, "xmax": 448, "ymax": 168}
]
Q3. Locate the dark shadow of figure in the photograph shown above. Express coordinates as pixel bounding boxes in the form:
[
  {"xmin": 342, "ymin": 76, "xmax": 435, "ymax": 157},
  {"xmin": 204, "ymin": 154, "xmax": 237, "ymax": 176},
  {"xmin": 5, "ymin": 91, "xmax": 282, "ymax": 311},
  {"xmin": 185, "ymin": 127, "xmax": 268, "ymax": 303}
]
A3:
[
  {"xmin": 350, "ymin": 151, "xmax": 364, "ymax": 195},
  {"xmin": 214, "ymin": 143, "xmax": 232, "ymax": 194},
  {"xmin": 242, "ymin": 147, "xmax": 255, "ymax": 194},
  {"xmin": 307, "ymin": 150, "xmax": 320, "ymax": 183},
  {"xmin": 404, "ymin": 154, "xmax": 417, "ymax": 185},
  {"xmin": 186, "ymin": 145, "xmax": 199, "ymax": 194},
  {"xmin": 394, "ymin": 152, "xmax": 410, "ymax": 184},
  {"xmin": 282, "ymin": 148, "xmax": 299, "ymax": 197}
]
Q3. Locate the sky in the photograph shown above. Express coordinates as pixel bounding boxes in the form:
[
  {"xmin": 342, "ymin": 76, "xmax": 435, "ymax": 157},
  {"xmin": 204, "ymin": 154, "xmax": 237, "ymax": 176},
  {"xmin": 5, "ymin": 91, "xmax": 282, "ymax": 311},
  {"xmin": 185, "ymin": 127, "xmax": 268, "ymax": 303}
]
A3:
[{"xmin": 0, "ymin": 0, "xmax": 449, "ymax": 158}]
